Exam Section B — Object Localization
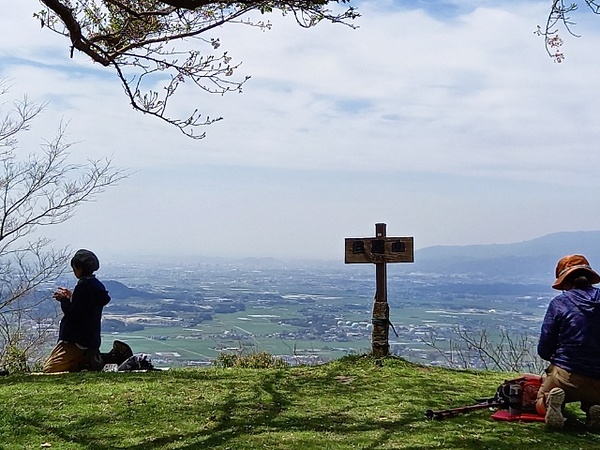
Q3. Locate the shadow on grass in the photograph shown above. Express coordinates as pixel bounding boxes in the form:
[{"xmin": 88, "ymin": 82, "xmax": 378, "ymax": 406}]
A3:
[
  {"xmin": 3, "ymin": 360, "xmax": 600, "ymax": 450},
  {"xmin": 2, "ymin": 369, "xmax": 430, "ymax": 449}
]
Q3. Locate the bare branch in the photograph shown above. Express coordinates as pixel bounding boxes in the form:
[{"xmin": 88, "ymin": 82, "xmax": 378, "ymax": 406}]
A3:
[
  {"xmin": 422, "ymin": 326, "xmax": 545, "ymax": 373},
  {"xmin": 538, "ymin": 1, "xmax": 600, "ymax": 62},
  {"xmin": 34, "ymin": 1, "xmax": 359, "ymax": 138},
  {"xmin": 0, "ymin": 81, "xmax": 126, "ymax": 314}
]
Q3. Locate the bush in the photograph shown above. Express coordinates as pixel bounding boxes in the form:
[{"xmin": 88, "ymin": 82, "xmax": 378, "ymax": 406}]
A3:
[
  {"xmin": 212, "ymin": 351, "xmax": 288, "ymax": 369},
  {"xmin": 1, "ymin": 342, "xmax": 29, "ymax": 373}
]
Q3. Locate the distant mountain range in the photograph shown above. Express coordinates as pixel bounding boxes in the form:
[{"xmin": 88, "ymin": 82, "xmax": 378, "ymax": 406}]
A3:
[
  {"xmin": 406, "ymin": 231, "xmax": 600, "ymax": 282},
  {"xmin": 103, "ymin": 280, "xmax": 159, "ymax": 300}
]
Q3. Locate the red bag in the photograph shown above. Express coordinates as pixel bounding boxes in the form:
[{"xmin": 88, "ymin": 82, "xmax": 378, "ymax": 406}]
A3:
[{"xmin": 492, "ymin": 373, "xmax": 545, "ymax": 422}]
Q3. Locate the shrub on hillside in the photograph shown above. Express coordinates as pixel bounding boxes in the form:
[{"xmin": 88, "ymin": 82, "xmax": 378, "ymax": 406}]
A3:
[
  {"xmin": 212, "ymin": 351, "xmax": 288, "ymax": 369},
  {"xmin": 1, "ymin": 342, "xmax": 28, "ymax": 373}
]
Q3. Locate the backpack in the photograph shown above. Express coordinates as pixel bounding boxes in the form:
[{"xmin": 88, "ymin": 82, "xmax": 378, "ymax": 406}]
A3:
[
  {"xmin": 496, "ymin": 373, "xmax": 542, "ymax": 412},
  {"xmin": 490, "ymin": 373, "xmax": 544, "ymax": 422},
  {"xmin": 117, "ymin": 354, "xmax": 155, "ymax": 371}
]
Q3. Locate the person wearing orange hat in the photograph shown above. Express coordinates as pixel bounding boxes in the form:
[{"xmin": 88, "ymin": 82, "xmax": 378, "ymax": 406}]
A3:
[{"xmin": 536, "ymin": 255, "xmax": 600, "ymax": 429}]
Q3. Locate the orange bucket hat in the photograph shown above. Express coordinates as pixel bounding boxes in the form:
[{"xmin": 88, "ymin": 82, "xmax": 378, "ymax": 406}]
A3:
[{"xmin": 552, "ymin": 254, "xmax": 600, "ymax": 290}]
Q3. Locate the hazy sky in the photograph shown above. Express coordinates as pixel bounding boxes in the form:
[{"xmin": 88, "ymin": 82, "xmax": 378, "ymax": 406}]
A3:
[{"xmin": 2, "ymin": 1, "xmax": 600, "ymax": 261}]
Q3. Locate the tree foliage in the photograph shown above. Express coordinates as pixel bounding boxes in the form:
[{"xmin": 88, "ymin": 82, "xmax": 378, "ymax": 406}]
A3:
[{"xmin": 35, "ymin": 1, "xmax": 358, "ymax": 138}]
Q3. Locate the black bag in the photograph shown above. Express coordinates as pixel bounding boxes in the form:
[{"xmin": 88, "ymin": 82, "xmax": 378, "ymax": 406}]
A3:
[
  {"xmin": 82, "ymin": 348, "xmax": 104, "ymax": 372},
  {"xmin": 495, "ymin": 373, "xmax": 542, "ymax": 414},
  {"xmin": 117, "ymin": 354, "xmax": 155, "ymax": 371}
]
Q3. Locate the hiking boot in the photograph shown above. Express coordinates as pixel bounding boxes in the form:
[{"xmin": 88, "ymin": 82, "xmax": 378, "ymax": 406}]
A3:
[
  {"xmin": 545, "ymin": 387, "xmax": 566, "ymax": 429},
  {"xmin": 101, "ymin": 340, "xmax": 133, "ymax": 365},
  {"xmin": 587, "ymin": 405, "xmax": 600, "ymax": 429}
]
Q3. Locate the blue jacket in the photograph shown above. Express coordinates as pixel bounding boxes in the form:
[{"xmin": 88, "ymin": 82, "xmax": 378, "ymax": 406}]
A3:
[
  {"xmin": 538, "ymin": 286, "xmax": 600, "ymax": 379},
  {"xmin": 58, "ymin": 275, "xmax": 110, "ymax": 350}
]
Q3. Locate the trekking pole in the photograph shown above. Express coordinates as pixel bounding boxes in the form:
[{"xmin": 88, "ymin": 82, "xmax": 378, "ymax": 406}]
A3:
[{"xmin": 425, "ymin": 399, "xmax": 502, "ymax": 420}]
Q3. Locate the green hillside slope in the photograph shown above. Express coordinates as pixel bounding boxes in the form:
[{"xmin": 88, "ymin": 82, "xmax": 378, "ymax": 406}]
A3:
[{"xmin": 0, "ymin": 357, "xmax": 598, "ymax": 449}]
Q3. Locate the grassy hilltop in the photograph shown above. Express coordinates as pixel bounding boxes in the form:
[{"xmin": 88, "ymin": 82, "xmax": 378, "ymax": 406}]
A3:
[{"xmin": 0, "ymin": 356, "xmax": 598, "ymax": 450}]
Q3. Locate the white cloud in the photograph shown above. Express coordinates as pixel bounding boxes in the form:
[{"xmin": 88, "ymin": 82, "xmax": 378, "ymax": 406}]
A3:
[{"xmin": 2, "ymin": 1, "xmax": 600, "ymax": 260}]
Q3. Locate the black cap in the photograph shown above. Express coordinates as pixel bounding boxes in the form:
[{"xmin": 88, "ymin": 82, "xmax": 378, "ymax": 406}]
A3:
[{"xmin": 71, "ymin": 249, "xmax": 100, "ymax": 274}]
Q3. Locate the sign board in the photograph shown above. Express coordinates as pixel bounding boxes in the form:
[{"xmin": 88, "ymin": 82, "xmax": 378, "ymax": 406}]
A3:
[{"xmin": 344, "ymin": 237, "xmax": 414, "ymax": 264}]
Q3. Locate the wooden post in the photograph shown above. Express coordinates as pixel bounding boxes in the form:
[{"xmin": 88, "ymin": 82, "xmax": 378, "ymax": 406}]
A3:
[
  {"xmin": 372, "ymin": 223, "xmax": 389, "ymax": 357},
  {"xmin": 344, "ymin": 224, "xmax": 414, "ymax": 358}
]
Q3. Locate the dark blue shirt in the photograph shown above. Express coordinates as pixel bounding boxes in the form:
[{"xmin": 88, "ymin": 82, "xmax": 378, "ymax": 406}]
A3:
[
  {"xmin": 538, "ymin": 286, "xmax": 600, "ymax": 379},
  {"xmin": 58, "ymin": 275, "xmax": 111, "ymax": 350}
]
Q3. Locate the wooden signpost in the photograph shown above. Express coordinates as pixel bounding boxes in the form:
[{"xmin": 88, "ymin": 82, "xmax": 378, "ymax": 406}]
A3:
[{"xmin": 345, "ymin": 223, "xmax": 414, "ymax": 357}]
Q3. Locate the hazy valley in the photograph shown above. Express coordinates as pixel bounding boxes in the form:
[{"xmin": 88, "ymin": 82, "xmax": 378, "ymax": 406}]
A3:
[
  {"xmin": 94, "ymin": 260, "xmax": 551, "ymax": 368},
  {"xmin": 35, "ymin": 231, "xmax": 598, "ymax": 369}
]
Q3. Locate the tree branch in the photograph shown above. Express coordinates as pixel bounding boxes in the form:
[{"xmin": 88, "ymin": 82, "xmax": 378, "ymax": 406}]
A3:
[{"xmin": 35, "ymin": 1, "xmax": 358, "ymax": 138}]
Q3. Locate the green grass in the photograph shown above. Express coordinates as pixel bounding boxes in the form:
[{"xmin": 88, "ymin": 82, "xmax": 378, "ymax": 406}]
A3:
[
  {"xmin": 105, "ymin": 327, "xmax": 372, "ymax": 363},
  {"xmin": 1, "ymin": 356, "xmax": 599, "ymax": 449}
]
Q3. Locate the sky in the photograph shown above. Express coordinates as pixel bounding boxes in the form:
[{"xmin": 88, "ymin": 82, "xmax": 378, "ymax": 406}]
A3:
[{"xmin": 1, "ymin": 0, "xmax": 600, "ymax": 262}]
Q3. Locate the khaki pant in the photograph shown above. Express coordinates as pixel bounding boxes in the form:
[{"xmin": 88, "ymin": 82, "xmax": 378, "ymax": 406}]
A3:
[
  {"xmin": 536, "ymin": 365, "xmax": 600, "ymax": 415},
  {"xmin": 43, "ymin": 341, "xmax": 103, "ymax": 373}
]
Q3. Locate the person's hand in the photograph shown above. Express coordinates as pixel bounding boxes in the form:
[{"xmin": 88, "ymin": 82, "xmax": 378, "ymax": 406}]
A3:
[{"xmin": 53, "ymin": 287, "xmax": 72, "ymax": 301}]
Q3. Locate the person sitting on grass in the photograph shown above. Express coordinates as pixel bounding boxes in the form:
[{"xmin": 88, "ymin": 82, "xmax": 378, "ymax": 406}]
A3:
[
  {"xmin": 536, "ymin": 254, "xmax": 600, "ymax": 429},
  {"xmin": 43, "ymin": 249, "xmax": 111, "ymax": 373}
]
